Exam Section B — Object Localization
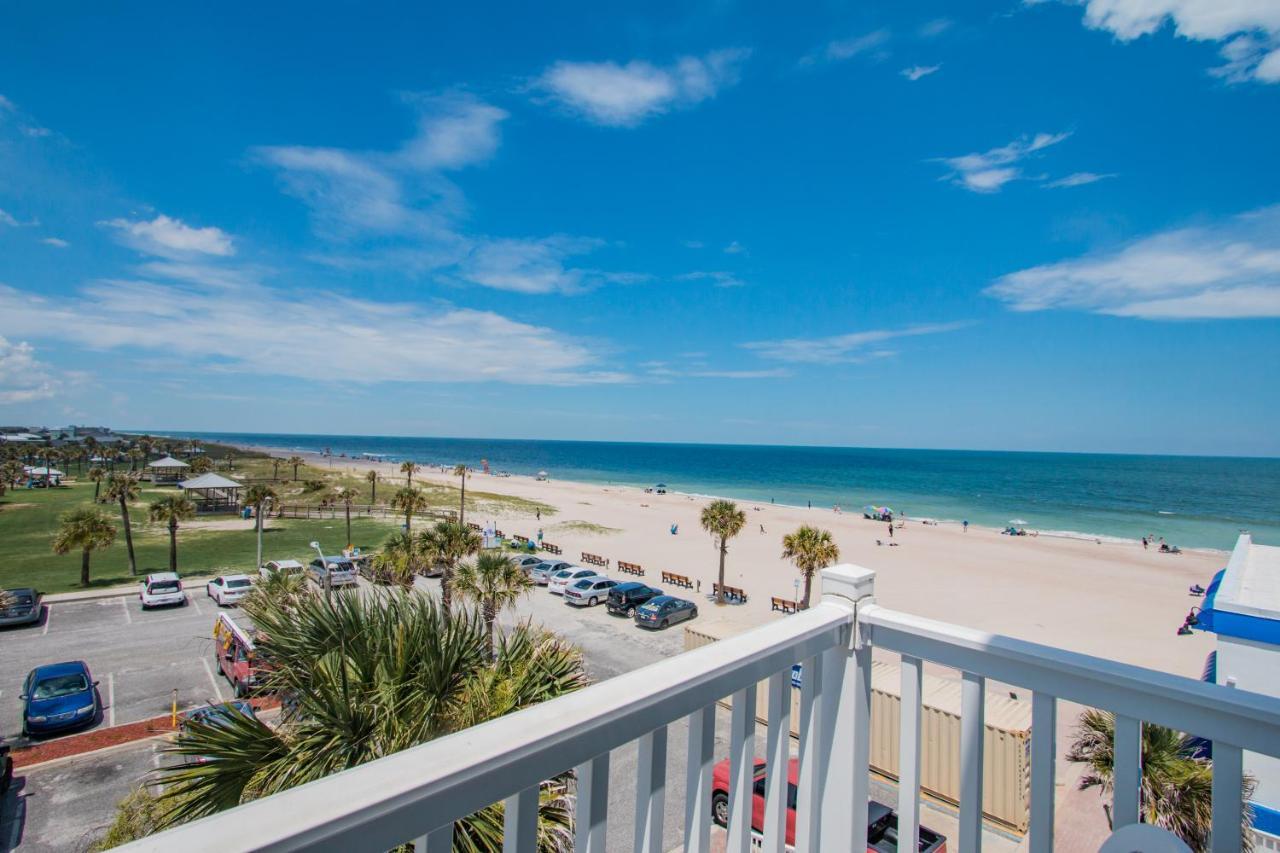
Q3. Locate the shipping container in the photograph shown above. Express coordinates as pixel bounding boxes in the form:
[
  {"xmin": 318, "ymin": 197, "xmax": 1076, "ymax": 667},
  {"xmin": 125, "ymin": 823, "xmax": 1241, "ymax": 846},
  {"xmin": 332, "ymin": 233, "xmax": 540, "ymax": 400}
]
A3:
[{"xmin": 685, "ymin": 620, "xmax": 1032, "ymax": 833}]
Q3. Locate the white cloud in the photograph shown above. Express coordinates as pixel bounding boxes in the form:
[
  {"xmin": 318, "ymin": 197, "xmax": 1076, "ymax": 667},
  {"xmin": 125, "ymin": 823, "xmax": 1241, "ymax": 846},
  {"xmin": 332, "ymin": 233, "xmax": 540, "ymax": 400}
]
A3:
[
  {"xmin": 100, "ymin": 214, "xmax": 234, "ymax": 257},
  {"xmin": 0, "ymin": 209, "xmax": 18, "ymax": 227},
  {"xmin": 901, "ymin": 64, "xmax": 942, "ymax": 81},
  {"xmin": 0, "ymin": 335, "xmax": 59, "ymax": 404},
  {"xmin": 397, "ymin": 93, "xmax": 507, "ymax": 170},
  {"xmin": 457, "ymin": 236, "xmax": 608, "ymax": 294},
  {"xmin": 986, "ymin": 205, "xmax": 1280, "ymax": 319},
  {"xmin": 935, "ymin": 132, "xmax": 1071, "ymax": 192},
  {"xmin": 1043, "ymin": 171, "xmax": 1115, "ymax": 188},
  {"xmin": 41, "ymin": 237, "xmax": 69, "ymax": 248},
  {"xmin": 723, "ymin": 240, "xmax": 745, "ymax": 254},
  {"xmin": 812, "ymin": 30, "xmax": 892, "ymax": 64},
  {"xmin": 1044, "ymin": 0, "xmax": 1280, "ymax": 83},
  {"xmin": 920, "ymin": 18, "xmax": 953, "ymax": 38},
  {"xmin": 677, "ymin": 271, "xmax": 746, "ymax": 288},
  {"xmin": 683, "ymin": 240, "xmax": 705, "ymax": 249},
  {"xmin": 744, "ymin": 323, "xmax": 966, "ymax": 363},
  {"xmin": 0, "ymin": 276, "xmax": 630, "ymax": 386},
  {"xmin": 535, "ymin": 49, "xmax": 750, "ymax": 127}
]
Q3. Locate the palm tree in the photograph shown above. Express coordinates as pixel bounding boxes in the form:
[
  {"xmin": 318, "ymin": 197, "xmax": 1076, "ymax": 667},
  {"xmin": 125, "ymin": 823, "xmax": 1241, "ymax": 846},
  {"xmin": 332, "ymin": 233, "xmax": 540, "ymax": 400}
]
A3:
[
  {"xmin": 335, "ymin": 486, "xmax": 360, "ymax": 548},
  {"xmin": 453, "ymin": 463, "xmax": 468, "ymax": 525},
  {"xmin": 781, "ymin": 525, "xmax": 840, "ymax": 610},
  {"xmin": 3, "ymin": 459, "xmax": 26, "ymax": 489},
  {"xmin": 189, "ymin": 456, "xmax": 214, "ymax": 475},
  {"xmin": 104, "ymin": 473, "xmax": 141, "ymax": 575},
  {"xmin": 454, "ymin": 552, "xmax": 534, "ymax": 656},
  {"xmin": 244, "ymin": 484, "xmax": 278, "ymax": 569},
  {"xmin": 420, "ymin": 520, "xmax": 481, "ymax": 617},
  {"xmin": 53, "ymin": 507, "xmax": 116, "ymax": 586},
  {"xmin": 286, "ymin": 455, "xmax": 304, "ymax": 481},
  {"xmin": 1067, "ymin": 708, "xmax": 1256, "ymax": 850},
  {"xmin": 127, "ymin": 446, "xmax": 145, "ymax": 472},
  {"xmin": 270, "ymin": 458, "xmax": 283, "ymax": 481},
  {"xmin": 371, "ymin": 531, "xmax": 421, "ymax": 589},
  {"xmin": 149, "ymin": 591, "xmax": 584, "ymax": 850},
  {"xmin": 87, "ymin": 466, "xmax": 107, "ymax": 501},
  {"xmin": 149, "ymin": 495, "xmax": 197, "ymax": 573},
  {"xmin": 390, "ymin": 486, "xmax": 429, "ymax": 533},
  {"xmin": 365, "ymin": 469, "xmax": 378, "ymax": 504},
  {"xmin": 400, "ymin": 460, "xmax": 421, "ymax": 487},
  {"xmin": 701, "ymin": 499, "xmax": 746, "ymax": 605}
]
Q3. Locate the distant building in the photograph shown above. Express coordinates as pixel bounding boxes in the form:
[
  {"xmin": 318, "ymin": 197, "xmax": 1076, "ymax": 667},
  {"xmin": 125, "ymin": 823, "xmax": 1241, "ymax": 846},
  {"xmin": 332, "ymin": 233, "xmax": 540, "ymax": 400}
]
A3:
[{"xmin": 1196, "ymin": 533, "xmax": 1280, "ymax": 846}]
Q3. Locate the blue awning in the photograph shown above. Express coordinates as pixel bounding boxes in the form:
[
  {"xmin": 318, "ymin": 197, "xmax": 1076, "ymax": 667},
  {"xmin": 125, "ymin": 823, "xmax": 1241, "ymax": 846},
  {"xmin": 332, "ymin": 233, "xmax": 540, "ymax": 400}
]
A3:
[{"xmin": 1194, "ymin": 568, "xmax": 1280, "ymax": 645}]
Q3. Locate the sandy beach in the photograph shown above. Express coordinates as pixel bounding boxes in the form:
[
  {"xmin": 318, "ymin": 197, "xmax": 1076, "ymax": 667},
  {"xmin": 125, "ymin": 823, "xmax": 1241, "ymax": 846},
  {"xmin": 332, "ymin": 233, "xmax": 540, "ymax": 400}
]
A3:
[{"xmin": 251, "ymin": 444, "xmax": 1221, "ymax": 680}]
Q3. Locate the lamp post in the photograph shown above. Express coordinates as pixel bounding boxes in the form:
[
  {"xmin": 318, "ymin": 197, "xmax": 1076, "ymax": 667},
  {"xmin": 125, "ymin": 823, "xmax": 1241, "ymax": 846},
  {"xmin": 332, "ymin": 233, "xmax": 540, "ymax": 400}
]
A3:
[
  {"xmin": 309, "ymin": 540, "xmax": 331, "ymax": 602},
  {"xmin": 255, "ymin": 496, "xmax": 272, "ymax": 570}
]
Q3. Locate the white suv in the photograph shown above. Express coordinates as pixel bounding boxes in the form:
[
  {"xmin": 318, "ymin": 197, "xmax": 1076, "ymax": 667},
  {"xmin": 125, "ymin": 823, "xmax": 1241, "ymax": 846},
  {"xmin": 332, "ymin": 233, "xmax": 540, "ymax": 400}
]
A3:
[
  {"xmin": 139, "ymin": 572, "xmax": 186, "ymax": 609},
  {"xmin": 207, "ymin": 574, "xmax": 253, "ymax": 606},
  {"xmin": 259, "ymin": 559, "xmax": 304, "ymax": 581}
]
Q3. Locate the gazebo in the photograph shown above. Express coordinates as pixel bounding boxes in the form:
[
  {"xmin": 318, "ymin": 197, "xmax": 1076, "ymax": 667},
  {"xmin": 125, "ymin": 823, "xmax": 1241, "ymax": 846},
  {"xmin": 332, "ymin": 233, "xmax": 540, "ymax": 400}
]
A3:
[
  {"xmin": 147, "ymin": 455, "xmax": 190, "ymax": 484},
  {"xmin": 178, "ymin": 472, "xmax": 245, "ymax": 514}
]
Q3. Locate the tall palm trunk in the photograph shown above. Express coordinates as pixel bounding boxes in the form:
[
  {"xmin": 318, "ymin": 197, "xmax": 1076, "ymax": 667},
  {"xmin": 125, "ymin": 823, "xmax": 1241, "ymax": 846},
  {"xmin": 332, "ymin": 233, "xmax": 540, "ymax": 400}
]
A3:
[
  {"xmin": 81, "ymin": 548, "xmax": 92, "ymax": 587},
  {"xmin": 716, "ymin": 540, "xmax": 727, "ymax": 605},
  {"xmin": 93, "ymin": 480, "xmax": 102, "ymax": 501},
  {"xmin": 404, "ymin": 509, "xmax": 413, "ymax": 533},
  {"xmin": 344, "ymin": 504, "xmax": 352, "ymax": 548},
  {"xmin": 118, "ymin": 496, "xmax": 137, "ymax": 575},
  {"xmin": 371, "ymin": 479, "xmax": 376, "ymax": 504},
  {"xmin": 442, "ymin": 565, "xmax": 454, "ymax": 618},
  {"xmin": 483, "ymin": 600, "xmax": 496, "ymax": 657},
  {"xmin": 255, "ymin": 503, "xmax": 264, "ymax": 569},
  {"xmin": 459, "ymin": 476, "xmax": 466, "ymax": 525},
  {"xmin": 168, "ymin": 517, "xmax": 179, "ymax": 573},
  {"xmin": 802, "ymin": 570, "xmax": 814, "ymax": 610}
]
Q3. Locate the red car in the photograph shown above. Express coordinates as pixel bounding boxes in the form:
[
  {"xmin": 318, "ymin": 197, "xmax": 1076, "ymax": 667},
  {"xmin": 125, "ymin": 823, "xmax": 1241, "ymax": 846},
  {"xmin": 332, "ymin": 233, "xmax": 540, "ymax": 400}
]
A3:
[{"xmin": 711, "ymin": 758, "xmax": 947, "ymax": 852}]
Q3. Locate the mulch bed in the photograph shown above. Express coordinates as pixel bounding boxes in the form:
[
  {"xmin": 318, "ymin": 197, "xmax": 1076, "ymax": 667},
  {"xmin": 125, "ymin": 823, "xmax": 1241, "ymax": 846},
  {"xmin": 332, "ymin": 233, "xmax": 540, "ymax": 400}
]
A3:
[{"xmin": 12, "ymin": 696, "xmax": 282, "ymax": 769}]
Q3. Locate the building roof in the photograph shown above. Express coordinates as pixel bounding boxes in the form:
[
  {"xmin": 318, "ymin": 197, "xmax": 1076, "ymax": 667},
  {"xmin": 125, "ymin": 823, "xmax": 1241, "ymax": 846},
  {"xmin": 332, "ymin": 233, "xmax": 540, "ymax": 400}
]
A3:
[
  {"xmin": 1197, "ymin": 534, "xmax": 1280, "ymax": 645},
  {"xmin": 147, "ymin": 455, "xmax": 189, "ymax": 469},
  {"xmin": 179, "ymin": 473, "xmax": 244, "ymax": 490}
]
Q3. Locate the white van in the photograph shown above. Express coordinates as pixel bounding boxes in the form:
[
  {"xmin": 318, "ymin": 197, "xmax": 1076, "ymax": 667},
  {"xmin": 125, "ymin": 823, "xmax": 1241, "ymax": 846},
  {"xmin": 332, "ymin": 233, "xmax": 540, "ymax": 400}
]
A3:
[
  {"xmin": 140, "ymin": 572, "xmax": 187, "ymax": 609},
  {"xmin": 308, "ymin": 557, "xmax": 359, "ymax": 588}
]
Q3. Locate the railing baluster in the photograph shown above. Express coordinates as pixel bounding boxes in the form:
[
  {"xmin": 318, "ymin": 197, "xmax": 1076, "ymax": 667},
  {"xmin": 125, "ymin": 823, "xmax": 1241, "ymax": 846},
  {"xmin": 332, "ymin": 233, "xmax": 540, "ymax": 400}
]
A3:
[
  {"xmin": 634, "ymin": 727, "xmax": 667, "ymax": 853},
  {"xmin": 898, "ymin": 655, "xmax": 923, "ymax": 851},
  {"xmin": 411, "ymin": 823, "xmax": 452, "ymax": 853},
  {"xmin": 502, "ymin": 785, "xmax": 538, "ymax": 853},
  {"xmin": 1211, "ymin": 741, "xmax": 1243, "ymax": 852},
  {"xmin": 794, "ymin": 655, "xmax": 824, "ymax": 852},
  {"xmin": 819, "ymin": 639, "xmax": 872, "ymax": 852},
  {"xmin": 960, "ymin": 671, "xmax": 986, "ymax": 852},
  {"xmin": 727, "ymin": 683, "xmax": 758, "ymax": 853},
  {"xmin": 683, "ymin": 704, "xmax": 716, "ymax": 853},
  {"xmin": 1112, "ymin": 715, "xmax": 1141, "ymax": 829},
  {"xmin": 575, "ymin": 752, "xmax": 609, "ymax": 853},
  {"xmin": 762, "ymin": 669, "xmax": 792, "ymax": 853},
  {"xmin": 1030, "ymin": 692, "xmax": 1056, "ymax": 853}
]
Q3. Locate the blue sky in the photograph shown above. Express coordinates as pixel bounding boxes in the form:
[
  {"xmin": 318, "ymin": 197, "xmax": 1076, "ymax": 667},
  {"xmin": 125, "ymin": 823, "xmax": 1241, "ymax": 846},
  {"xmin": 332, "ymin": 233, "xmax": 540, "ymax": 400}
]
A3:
[{"xmin": 1, "ymin": 1, "xmax": 1278, "ymax": 455}]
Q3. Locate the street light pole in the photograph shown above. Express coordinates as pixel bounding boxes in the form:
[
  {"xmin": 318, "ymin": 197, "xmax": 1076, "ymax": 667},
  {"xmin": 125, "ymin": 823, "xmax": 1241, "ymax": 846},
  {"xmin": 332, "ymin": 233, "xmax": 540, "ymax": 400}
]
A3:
[{"xmin": 309, "ymin": 540, "xmax": 331, "ymax": 603}]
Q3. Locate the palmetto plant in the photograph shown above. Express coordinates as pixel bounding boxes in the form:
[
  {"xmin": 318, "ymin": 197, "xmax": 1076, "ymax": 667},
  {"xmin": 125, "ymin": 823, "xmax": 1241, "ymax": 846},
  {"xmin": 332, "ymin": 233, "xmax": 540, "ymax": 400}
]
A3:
[
  {"xmin": 53, "ymin": 506, "xmax": 117, "ymax": 586},
  {"xmin": 781, "ymin": 525, "xmax": 840, "ymax": 610},
  {"xmin": 149, "ymin": 495, "xmax": 197, "ymax": 574},
  {"xmin": 370, "ymin": 531, "xmax": 420, "ymax": 589},
  {"xmin": 390, "ymin": 486, "xmax": 429, "ymax": 533},
  {"xmin": 87, "ymin": 466, "xmax": 107, "ymax": 501},
  {"xmin": 104, "ymin": 473, "xmax": 141, "ymax": 575},
  {"xmin": 454, "ymin": 552, "xmax": 534, "ymax": 656},
  {"xmin": 244, "ymin": 484, "xmax": 278, "ymax": 569},
  {"xmin": 188, "ymin": 455, "xmax": 214, "ymax": 475},
  {"xmin": 366, "ymin": 468, "xmax": 378, "ymax": 504},
  {"xmin": 420, "ymin": 520, "xmax": 482, "ymax": 617},
  {"xmin": 400, "ymin": 460, "xmax": 421, "ymax": 487},
  {"xmin": 453, "ymin": 463, "xmax": 468, "ymax": 525},
  {"xmin": 336, "ymin": 486, "xmax": 359, "ymax": 548},
  {"xmin": 287, "ymin": 455, "xmax": 304, "ymax": 481},
  {"xmin": 4, "ymin": 459, "xmax": 28, "ymax": 489},
  {"xmin": 701, "ymin": 499, "xmax": 746, "ymax": 605},
  {"xmin": 1066, "ymin": 708, "xmax": 1255, "ymax": 851},
  {"xmin": 151, "ymin": 591, "xmax": 585, "ymax": 850}
]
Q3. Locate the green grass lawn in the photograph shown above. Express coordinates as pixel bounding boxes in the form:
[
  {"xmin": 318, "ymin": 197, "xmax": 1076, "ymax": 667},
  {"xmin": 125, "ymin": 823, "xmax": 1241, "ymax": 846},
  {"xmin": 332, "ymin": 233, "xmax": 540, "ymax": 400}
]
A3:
[{"xmin": 0, "ymin": 481, "xmax": 399, "ymax": 593}]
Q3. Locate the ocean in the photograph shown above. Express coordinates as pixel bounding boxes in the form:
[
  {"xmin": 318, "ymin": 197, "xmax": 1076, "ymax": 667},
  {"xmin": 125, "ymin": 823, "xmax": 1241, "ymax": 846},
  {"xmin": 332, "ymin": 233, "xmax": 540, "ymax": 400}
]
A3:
[{"xmin": 155, "ymin": 432, "xmax": 1279, "ymax": 552}]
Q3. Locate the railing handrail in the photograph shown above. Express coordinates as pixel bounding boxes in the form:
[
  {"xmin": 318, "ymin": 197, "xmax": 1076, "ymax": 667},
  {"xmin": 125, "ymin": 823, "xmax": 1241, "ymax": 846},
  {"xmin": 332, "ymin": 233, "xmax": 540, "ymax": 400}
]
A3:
[
  {"xmin": 862, "ymin": 603, "xmax": 1280, "ymax": 755},
  {"xmin": 117, "ymin": 603, "xmax": 853, "ymax": 852}
]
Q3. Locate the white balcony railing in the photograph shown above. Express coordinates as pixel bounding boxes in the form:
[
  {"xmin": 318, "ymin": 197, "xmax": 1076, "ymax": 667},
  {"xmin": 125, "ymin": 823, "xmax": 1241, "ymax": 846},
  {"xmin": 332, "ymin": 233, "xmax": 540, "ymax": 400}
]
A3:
[{"xmin": 118, "ymin": 565, "xmax": 1280, "ymax": 852}]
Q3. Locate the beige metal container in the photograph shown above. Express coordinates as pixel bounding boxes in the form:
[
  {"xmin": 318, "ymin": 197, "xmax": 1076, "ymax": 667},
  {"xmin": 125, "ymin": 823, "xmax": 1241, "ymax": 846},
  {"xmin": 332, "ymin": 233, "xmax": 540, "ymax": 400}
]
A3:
[{"xmin": 684, "ymin": 620, "xmax": 1032, "ymax": 834}]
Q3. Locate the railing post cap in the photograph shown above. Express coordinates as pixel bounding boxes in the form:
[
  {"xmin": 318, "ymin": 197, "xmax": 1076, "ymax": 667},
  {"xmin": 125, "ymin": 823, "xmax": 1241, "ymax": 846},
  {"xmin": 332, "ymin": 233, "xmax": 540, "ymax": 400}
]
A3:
[{"xmin": 820, "ymin": 563, "xmax": 876, "ymax": 608}]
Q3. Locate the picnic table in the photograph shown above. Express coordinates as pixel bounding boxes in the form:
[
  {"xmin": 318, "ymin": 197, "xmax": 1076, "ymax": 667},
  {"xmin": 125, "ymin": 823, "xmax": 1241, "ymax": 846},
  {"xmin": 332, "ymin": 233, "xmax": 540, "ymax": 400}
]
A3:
[
  {"xmin": 661, "ymin": 571, "xmax": 694, "ymax": 589},
  {"xmin": 617, "ymin": 561, "xmax": 644, "ymax": 577}
]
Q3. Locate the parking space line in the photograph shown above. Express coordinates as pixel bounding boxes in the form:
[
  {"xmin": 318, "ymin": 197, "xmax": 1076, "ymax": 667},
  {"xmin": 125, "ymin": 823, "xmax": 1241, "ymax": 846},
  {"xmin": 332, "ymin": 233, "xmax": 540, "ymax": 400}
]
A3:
[
  {"xmin": 107, "ymin": 672, "xmax": 116, "ymax": 727},
  {"xmin": 120, "ymin": 596, "xmax": 132, "ymax": 624},
  {"xmin": 191, "ymin": 595, "xmax": 204, "ymax": 616},
  {"xmin": 42, "ymin": 603, "xmax": 52, "ymax": 635},
  {"xmin": 201, "ymin": 657, "xmax": 226, "ymax": 702}
]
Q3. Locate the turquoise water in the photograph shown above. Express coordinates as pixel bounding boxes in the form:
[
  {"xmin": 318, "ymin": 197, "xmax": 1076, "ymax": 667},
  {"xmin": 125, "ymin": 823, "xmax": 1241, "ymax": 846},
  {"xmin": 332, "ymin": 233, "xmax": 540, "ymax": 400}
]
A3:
[{"xmin": 156, "ymin": 432, "xmax": 1279, "ymax": 551}]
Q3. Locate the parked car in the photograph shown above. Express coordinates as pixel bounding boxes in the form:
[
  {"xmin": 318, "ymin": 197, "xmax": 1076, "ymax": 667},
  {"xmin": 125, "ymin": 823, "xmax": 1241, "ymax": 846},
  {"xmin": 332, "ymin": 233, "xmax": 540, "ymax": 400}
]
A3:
[
  {"xmin": 0, "ymin": 587, "xmax": 43, "ymax": 628},
  {"xmin": 710, "ymin": 757, "xmax": 947, "ymax": 851},
  {"xmin": 605, "ymin": 582, "xmax": 664, "ymax": 618},
  {"xmin": 0, "ymin": 737, "xmax": 11, "ymax": 794},
  {"xmin": 510, "ymin": 555, "xmax": 544, "ymax": 573},
  {"xmin": 308, "ymin": 556, "xmax": 359, "ymax": 588},
  {"xmin": 20, "ymin": 661, "xmax": 100, "ymax": 736},
  {"xmin": 206, "ymin": 574, "xmax": 254, "ymax": 606},
  {"xmin": 634, "ymin": 595, "xmax": 697, "ymax": 629},
  {"xmin": 259, "ymin": 559, "xmax": 305, "ymax": 581},
  {"xmin": 547, "ymin": 567, "xmax": 601, "ymax": 595},
  {"xmin": 531, "ymin": 560, "xmax": 573, "ymax": 585},
  {"xmin": 213, "ymin": 613, "xmax": 261, "ymax": 697},
  {"xmin": 139, "ymin": 572, "xmax": 186, "ymax": 610},
  {"xmin": 564, "ymin": 577, "xmax": 619, "ymax": 607},
  {"xmin": 178, "ymin": 700, "xmax": 257, "ymax": 764}
]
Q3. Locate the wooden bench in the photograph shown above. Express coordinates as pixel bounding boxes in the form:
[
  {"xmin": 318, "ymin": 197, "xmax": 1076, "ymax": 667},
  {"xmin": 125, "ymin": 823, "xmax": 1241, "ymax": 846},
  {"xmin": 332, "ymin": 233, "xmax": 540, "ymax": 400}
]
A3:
[
  {"xmin": 512, "ymin": 534, "xmax": 530, "ymax": 546},
  {"xmin": 661, "ymin": 571, "xmax": 694, "ymax": 589},
  {"xmin": 581, "ymin": 552, "xmax": 609, "ymax": 568},
  {"xmin": 541, "ymin": 541, "xmax": 562, "ymax": 555},
  {"xmin": 771, "ymin": 596, "xmax": 798, "ymax": 614},
  {"xmin": 617, "ymin": 561, "xmax": 644, "ymax": 577},
  {"xmin": 467, "ymin": 523, "xmax": 482, "ymax": 532},
  {"xmin": 713, "ymin": 583, "xmax": 749, "ymax": 604}
]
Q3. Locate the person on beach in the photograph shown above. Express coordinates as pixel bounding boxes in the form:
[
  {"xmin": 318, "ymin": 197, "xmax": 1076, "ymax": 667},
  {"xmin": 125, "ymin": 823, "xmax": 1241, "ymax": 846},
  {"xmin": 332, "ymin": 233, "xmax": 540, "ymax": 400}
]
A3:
[
  {"xmin": 1142, "ymin": 536, "xmax": 1149, "ymax": 550},
  {"xmin": 671, "ymin": 523, "xmax": 679, "ymax": 535},
  {"xmin": 536, "ymin": 528, "xmax": 543, "ymax": 544},
  {"xmin": 888, "ymin": 522, "xmax": 894, "ymax": 539},
  {"xmin": 536, "ymin": 508, "xmax": 541, "ymax": 521},
  {"xmin": 759, "ymin": 523, "xmax": 766, "ymax": 534},
  {"xmin": 963, "ymin": 520, "xmax": 969, "ymax": 533}
]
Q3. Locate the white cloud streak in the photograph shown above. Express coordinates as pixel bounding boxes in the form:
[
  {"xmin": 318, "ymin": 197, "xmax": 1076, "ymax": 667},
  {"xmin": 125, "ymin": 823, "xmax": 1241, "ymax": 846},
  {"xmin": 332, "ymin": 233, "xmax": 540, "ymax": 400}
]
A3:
[
  {"xmin": 901, "ymin": 64, "xmax": 942, "ymax": 81},
  {"xmin": 743, "ymin": 323, "xmax": 966, "ymax": 363},
  {"xmin": 534, "ymin": 49, "xmax": 750, "ymax": 127},
  {"xmin": 41, "ymin": 237, "xmax": 70, "ymax": 248},
  {"xmin": 1043, "ymin": 171, "xmax": 1116, "ymax": 188},
  {"xmin": 935, "ymin": 132, "xmax": 1071, "ymax": 192},
  {"xmin": 810, "ymin": 30, "xmax": 892, "ymax": 64},
  {"xmin": 677, "ymin": 271, "xmax": 746, "ymax": 288},
  {"xmin": 986, "ymin": 205, "xmax": 1280, "ymax": 319},
  {"xmin": 0, "ymin": 335, "xmax": 59, "ymax": 403},
  {"xmin": 100, "ymin": 214, "xmax": 234, "ymax": 257}
]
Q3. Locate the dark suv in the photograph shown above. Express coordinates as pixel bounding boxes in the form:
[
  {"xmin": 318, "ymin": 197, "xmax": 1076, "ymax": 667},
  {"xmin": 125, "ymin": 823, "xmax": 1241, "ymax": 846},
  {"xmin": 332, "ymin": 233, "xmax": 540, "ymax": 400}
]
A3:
[{"xmin": 605, "ymin": 582, "xmax": 663, "ymax": 617}]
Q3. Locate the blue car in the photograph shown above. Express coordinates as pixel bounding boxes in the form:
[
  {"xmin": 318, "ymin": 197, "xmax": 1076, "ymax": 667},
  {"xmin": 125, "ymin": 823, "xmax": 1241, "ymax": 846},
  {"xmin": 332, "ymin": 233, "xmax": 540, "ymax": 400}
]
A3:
[{"xmin": 21, "ymin": 661, "xmax": 100, "ymax": 737}]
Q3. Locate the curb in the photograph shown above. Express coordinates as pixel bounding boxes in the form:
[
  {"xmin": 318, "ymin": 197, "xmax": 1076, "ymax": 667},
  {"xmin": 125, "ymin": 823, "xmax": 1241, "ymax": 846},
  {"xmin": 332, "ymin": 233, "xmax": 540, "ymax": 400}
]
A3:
[
  {"xmin": 44, "ymin": 579, "xmax": 207, "ymax": 604},
  {"xmin": 15, "ymin": 733, "xmax": 171, "ymax": 773}
]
